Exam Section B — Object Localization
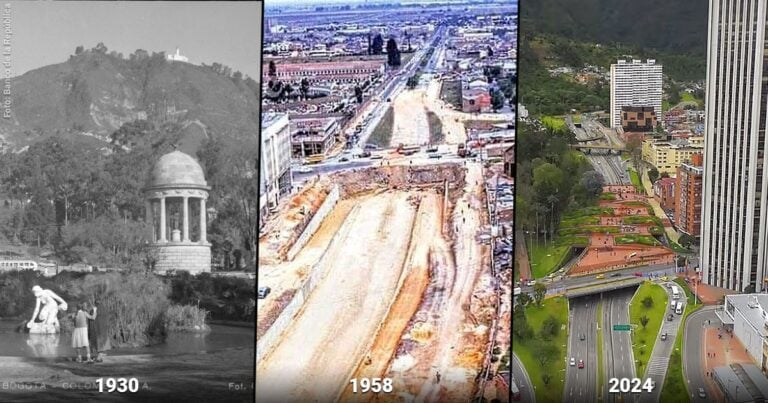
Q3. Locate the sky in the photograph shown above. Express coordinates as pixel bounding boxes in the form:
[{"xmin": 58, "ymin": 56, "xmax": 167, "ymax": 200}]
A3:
[{"xmin": 6, "ymin": 1, "xmax": 262, "ymax": 78}]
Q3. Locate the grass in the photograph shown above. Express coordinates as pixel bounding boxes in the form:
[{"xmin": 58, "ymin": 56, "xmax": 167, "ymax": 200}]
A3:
[
  {"xmin": 628, "ymin": 168, "xmax": 643, "ymax": 191},
  {"xmin": 514, "ymin": 297, "xmax": 569, "ymax": 403},
  {"xmin": 615, "ymin": 234, "xmax": 660, "ymax": 246},
  {"xmin": 426, "ymin": 109, "xmax": 444, "ymax": 144},
  {"xmin": 597, "ymin": 301, "xmax": 604, "ymax": 400},
  {"xmin": 673, "ymin": 277, "xmax": 699, "ymax": 305},
  {"xmin": 600, "ymin": 193, "xmax": 617, "ymax": 200},
  {"xmin": 662, "ymin": 100, "xmax": 671, "ymax": 112},
  {"xmin": 660, "ymin": 303, "xmax": 702, "ymax": 403},
  {"xmin": 439, "ymin": 79, "xmax": 462, "ymax": 109},
  {"xmin": 528, "ymin": 240, "xmax": 572, "ymax": 279},
  {"xmin": 623, "ymin": 216, "xmax": 663, "ymax": 225},
  {"xmin": 629, "ymin": 282, "xmax": 668, "ymax": 376},
  {"xmin": 369, "ymin": 106, "xmax": 394, "ymax": 147},
  {"xmin": 542, "ymin": 115, "xmax": 567, "ymax": 132},
  {"xmin": 670, "ymin": 241, "xmax": 689, "ymax": 254}
]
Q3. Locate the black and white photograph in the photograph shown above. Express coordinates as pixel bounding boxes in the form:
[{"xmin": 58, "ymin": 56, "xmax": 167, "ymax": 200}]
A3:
[{"xmin": 0, "ymin": 1, "xmax": 261, "ymax": 401}]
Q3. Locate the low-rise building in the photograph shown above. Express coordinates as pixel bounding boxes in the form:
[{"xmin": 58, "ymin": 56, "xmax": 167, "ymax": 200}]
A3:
[
  {"xmin": 290, "ymin": 116, "xmax": 339, "ymax": 157},
  {"xmin": 653, "ymin": 177, "xmax": 676, "ymax": 211},
  {"xmin": 675, "ymin": 153, "xmax": 703, "ymax": 236},
  {"xmin": 262, "ymin": 60, "xmax": 386, "ymax": 85},
  {"xmin": 717, "ymin": 294, "xmax": 768, "ymax": 371},
  {"xmin": 462, "ymin": 87, "xmax": 491, "ymax": 113},
  {"xmin": 642, "ymin": 137, "xmax": 704, "ymax": 175}
]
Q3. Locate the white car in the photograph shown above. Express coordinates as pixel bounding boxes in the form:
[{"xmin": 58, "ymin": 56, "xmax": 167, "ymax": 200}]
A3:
[
  {"xmin": 570, "ymin": 357, "xmax": 576, "ymax": 366},
  {"xmin": 527, "ymin": 280, "xmax": 536, "ymax": 286},
  {"xmin": 295, "ymin": 167, "xmax": 313, "ymax": 174}
]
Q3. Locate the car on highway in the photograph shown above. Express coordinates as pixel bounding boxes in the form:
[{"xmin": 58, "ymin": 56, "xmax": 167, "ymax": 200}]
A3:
[
  {"xmin": 428, "ymin": 153, "xmax": 443, "ymax": 159},
  {"xmin": 295, "ymin": 166, "xmax": 313, "ymax": 173},
  {"xmin": 370, "ymin": 154, "xmax": 384, "ymax": 160},
  {"xmin": 698, "ymin": 387, "xmax": 706, "ymax": 398},
  {"xmin": 579, "ymin": 333, "xmax": 586, "ymax": 341},
  {"xmin": 667, "ymin": 314, "xmax": 674, "ymax": 321},
  {"xmin": 634, "ymin": 272, "xmax": 643, "ymax": 277},
  {"xmin": 661, "ymin": 332, "xmax": 667, "ymax": 341},
  {"xmin": 610, "ymin": 272, "xmax": 622, "ymax": 277},
  {"xmin": 258, "ymin": 287, "xmax": 271, "ymax": 299},
  {"xmin": 339, "ymin": 157, "xmax": 349, "ymax": 162},
  {"xmin": 660, "ymin": 276, "xmax": 669, "ymax": 281},
  {"xmin": 578, "ymin": 359, "xmax": 584, "ymax": 369},
  {"xmin": 595, "ymin": 274, "xmax": 605, "ymax": 279},
  {"xmin": 569, "ymin": 357, "xmax": 576, "ymax": 366}
]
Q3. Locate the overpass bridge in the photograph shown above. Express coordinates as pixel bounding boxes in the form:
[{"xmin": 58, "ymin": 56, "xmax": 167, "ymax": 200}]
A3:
[{"xmin": 564, "ymin": 277, "xmax": 644, "ymax": 298}]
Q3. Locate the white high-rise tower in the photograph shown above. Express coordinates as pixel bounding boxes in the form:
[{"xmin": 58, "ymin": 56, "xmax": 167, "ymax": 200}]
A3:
[
  {"xmin": 701, "ymin": 0, "xmax": 768, "ymax": 292},
  {"xmin": 609, "ymin": 59, "xmax": 663, "ymax": 129}
]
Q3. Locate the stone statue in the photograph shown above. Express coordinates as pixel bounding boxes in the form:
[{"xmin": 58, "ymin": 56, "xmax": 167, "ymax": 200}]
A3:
[{"xmin": 27, "ymin": 285, "xmax": 67, "ymax": 334}]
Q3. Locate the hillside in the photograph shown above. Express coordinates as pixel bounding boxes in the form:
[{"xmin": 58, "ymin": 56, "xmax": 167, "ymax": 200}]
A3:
[
  {"xmin": 522, "ymin": 0, "xmax": 708, "ymax": 54},
  {"xmin": 0, "ymin": 47, "xmax": 259, "ymax": 152}
]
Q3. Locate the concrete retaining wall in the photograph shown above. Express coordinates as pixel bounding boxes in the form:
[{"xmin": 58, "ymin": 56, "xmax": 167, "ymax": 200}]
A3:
[
  {"xmin": 256, "ymin": 203, "xmax": 357, "ymax": 365},
  {"xmin": 154, "ymin": 244, "xmax": 211, "ymax": 274},
  {"xmin": 286, "ymin": 185, "xmax": 340, "ymax": 261}
]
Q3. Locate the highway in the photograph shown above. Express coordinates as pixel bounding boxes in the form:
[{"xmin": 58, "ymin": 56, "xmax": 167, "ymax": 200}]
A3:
[
  {"xmin": 512, "ymin": 352, "xmax": 536, "ymax": 403},
  {"xmin": 565, "ymin": 295, "xmax": 599, "ymax": 403},
  {"xmin": 603, "ymin": 289, "xmax": 637, "ymax": 403},
  {"xmin": 683, "ymin": 306, "xmax": 718, "ymax": 402}
]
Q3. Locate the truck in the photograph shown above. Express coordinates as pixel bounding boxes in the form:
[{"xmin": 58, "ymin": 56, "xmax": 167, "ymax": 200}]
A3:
[
  {"xmin": 397, "ymin": 143, "xmax": 421, "ymax": 155},
  {"xmin": 305, "ymin": 154, "xmax": 325, "ymax": 165},
  {"xmin": 675, "ymin": 301, "xmax": 683, "ymax": 315}
]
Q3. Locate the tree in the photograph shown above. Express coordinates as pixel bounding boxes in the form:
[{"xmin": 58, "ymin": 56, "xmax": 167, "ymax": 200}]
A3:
[
  {"xmin": 640, "ymin": 314, "xmax": 649, "ymax": 329},
  {"xmin": 580, "ymin": 170, "xmax": 605, "ymax": 199},
  {"xmin": 75, "ymin": 46, "xmax": 84, "ymax": 55},
  {"xmin": 517, "ymin": 292, "xmax": 532, "ymax": 307},
  {"xmin": 540, "ymin": 315, "xmax": 560, "ymax": 340},
  {"xmin": 513, "ymin": 306, "xmax": 533, "ymax": 339},
  {"xmin": 626, "ymin": 136, "xmax": 643, "ymax": 173},
  {"xmin": 642, "ymin": 296, "xmax": 654, "ymax": 309},
  {"xmin": 533, "ymin": 342, "xmax": 559, "ymax": 368},
  {"xmin": 648, "ymin": 167, "xmax": 660, "ymax": 184},
  {"xmin": 354, "ymin": 86, "xmax": 363, "ymax": 104},
  {"xmin": 491, "ymin": 89, "xmax": 505, "ymax": 111},
  {"xmin": 386, "ymin": 38, "xmax": 401, "ymax": 67},
  {"xmin": 371, "ymin": 34, "xmax": 384, "ymax": 55},
  {"xmin": 300, "ymin": 78, "xmax": 310, "ymax": 98},
  {"xmin": 268, "ymin": 60, "xmax": 277, "ymax": 77},
  {"xmin": 679, "ymin": 233, "xmax": 696, "ymax": 248},
  {"xmin": 533, "ymin": 283, "xmax": 547, "ymax": 306}
]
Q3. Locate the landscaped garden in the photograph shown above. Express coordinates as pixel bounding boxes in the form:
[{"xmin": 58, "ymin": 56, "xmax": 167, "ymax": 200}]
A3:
[{"xmin": 629, "ymin": 282, "xmax": 668, "ymax": 376}]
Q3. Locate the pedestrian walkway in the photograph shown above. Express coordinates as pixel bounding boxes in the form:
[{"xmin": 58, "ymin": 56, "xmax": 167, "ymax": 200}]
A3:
[
  {"xmin": 690, "ymin": 278, "xmax": 736, "ymax": 305},
  {"xmin": 646, "ymin": 356, "xmax": 669, "ymax": 377},
  {"xmin": 515, "ymin": 230, "xmax": 532, "ymax": 281}
]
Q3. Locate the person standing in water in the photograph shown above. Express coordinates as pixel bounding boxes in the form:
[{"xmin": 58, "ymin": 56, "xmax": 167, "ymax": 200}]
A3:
[{"xmin": 72, "ymin": 302, "xmax": 97, "ymax": 362}]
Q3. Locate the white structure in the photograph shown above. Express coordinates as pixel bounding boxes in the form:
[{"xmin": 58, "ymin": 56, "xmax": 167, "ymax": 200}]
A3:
[
  {"xmin": 701, "ymin": 0, "xmax": 768, "ymax": 292},
  {"xmin": 260, "ymin": 113, "xmax": 292, "ymax": 227},
  {"xmin": 167, "ymin": 48, "xmax": 189, "ymax": 63},
  {"xmin": 609, "ymin": 59, "xmax": 663, "ymax": 129},
  {"xmin": 716, "ymin": 294, "xmax": 768, "ymax": 369},
  {"xmin": 144, "ymin": 151, "xmax": 211, "ymax": 274}
]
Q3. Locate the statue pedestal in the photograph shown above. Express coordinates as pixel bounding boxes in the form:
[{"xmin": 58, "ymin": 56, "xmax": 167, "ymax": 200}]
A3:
[{"xmin": 28, "ymin": 322, "xmax": 59, "ymax": 334}]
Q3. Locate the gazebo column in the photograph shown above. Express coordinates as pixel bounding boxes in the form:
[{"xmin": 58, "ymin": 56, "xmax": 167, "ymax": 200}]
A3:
[
  {"xmin": 159, "ymin": 196, "xmax": 167, "ymax": 242},
  {"xmin": 200, "ymin": 198, "xmax": 207, "ymax": 243},
  {"xmin": 182, "ymin": 196, "xmax": 189, "ymax": 242}
]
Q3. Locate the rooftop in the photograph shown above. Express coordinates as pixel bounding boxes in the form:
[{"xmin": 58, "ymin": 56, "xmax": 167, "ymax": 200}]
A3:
[
  {"xmin": 146, "ymin": 151, "xmax": 208, "ymax": 189},
  {"xmin": 726, "ymin": 294, "xmax": 768, "ymax": 338}
]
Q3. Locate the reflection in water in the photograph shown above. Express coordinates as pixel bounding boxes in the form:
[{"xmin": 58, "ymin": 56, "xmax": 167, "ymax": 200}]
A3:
[{"xmin": 26, "ymin": 334, "xmax": 60, "ymax": 358}]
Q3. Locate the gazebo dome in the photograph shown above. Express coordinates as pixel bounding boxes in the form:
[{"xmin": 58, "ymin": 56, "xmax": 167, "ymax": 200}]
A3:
[{"xmin": 146, "ymin": 150, "xmax": 207, "ymax": 189}]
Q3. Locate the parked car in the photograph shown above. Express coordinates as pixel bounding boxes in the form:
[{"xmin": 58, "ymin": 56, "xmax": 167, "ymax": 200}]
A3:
[{"xmin": 258, "ymin": 287, "xmax": 271, "ymax": 299}]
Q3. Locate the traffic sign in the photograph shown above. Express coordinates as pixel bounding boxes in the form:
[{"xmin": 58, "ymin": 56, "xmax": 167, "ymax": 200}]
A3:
[{"xmin": 613, "ymin": 324, "xmax": 631, "ymax": 331}]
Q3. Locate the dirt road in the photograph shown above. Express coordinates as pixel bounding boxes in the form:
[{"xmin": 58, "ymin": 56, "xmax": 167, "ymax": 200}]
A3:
[{"xmin": 256, "ymin": 192, "xmax": 422, "ymax": 402}]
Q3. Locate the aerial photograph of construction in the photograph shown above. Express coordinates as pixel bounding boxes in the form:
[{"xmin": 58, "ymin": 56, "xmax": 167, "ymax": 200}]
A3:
[{"xmin": 256, "ymin": 0, "xmax": 516, "ymax": 402}]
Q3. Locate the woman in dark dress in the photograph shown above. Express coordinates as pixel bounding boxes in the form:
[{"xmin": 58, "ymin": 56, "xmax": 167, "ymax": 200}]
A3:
[{"xmin": 87, "ymin": 302, "xmax": 101, "ymax": 362}]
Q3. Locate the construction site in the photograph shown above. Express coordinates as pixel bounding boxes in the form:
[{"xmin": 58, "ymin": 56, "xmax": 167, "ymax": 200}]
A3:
[{"xmin": 256, "ymin": 162, "xmax": 499, "ymax": 402}]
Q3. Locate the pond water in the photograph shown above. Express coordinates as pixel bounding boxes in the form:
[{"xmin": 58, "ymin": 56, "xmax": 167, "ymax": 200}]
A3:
[{"xmin": 0, "ymin": 320, "xmax": 254, "ymax": 358}]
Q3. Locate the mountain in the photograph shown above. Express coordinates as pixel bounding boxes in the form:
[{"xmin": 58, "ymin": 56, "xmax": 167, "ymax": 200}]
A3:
[
  {"xmin": 522, "ymin": 0, "xmax": 708, "ymax": 54},
  {"xmin": 0, "ymin": 47, "xmax": 260, "ymax": 153}
]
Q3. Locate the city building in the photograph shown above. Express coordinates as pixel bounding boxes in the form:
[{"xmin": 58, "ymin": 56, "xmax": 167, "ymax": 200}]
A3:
[
  {"xmin": 609, "ymin": 59, "xmax": 663, "ymax": 129},
  {"xmin": 653, "ymin": 177, "xmax": 676, "ymax": 211},
  {"xmin": 641, "ymin": 136, "xmax": 704, "ymax": 175},
  {"xmin": 621, "ymin": 106, "xmax": 657, "ymax": 132},
  {"xmin": 675, "ymin": 154, "xmax": 703, "ymax": 237},
  {"xmin": 260, "ymin": 113, "xmax": 292, "ymax": 226},
  {"xmin": 144, "ymin": 151, "xmax": 211, "ymax": 274},
  {"xmin": 701, "ymin": 2, "xmax": 768, "ymax": 291},
  {"xmin": 261, "ymin": 60, "xmax": 386, "ymax": 84},
  {"xmin": 290, "ymin": 116, "xmax": 339, "ymax": 157},
  {"xmin": 462, "ymin": 87, "xmax": 492, "ymax": 113},
  {"xmin": 717, "ymin": 294, "xmax": 768, "ymax": 371}
]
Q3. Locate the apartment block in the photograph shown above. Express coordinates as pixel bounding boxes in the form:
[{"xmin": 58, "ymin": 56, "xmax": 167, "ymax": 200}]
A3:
[
  {"xmin": 675, "ymin": 153, "xmax": 703, "ymax": 237},
  {"xmin": 610, "ymin": 59, "xmax": 663, "ymax": 129}
]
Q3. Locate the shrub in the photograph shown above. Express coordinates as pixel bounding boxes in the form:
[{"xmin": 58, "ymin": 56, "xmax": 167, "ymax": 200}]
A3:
[{"xmin": 164, "ymin": 304, "xmax": 209, "ymax": 332}]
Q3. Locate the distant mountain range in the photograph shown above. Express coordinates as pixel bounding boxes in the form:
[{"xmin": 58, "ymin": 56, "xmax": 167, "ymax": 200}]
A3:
[
  {"xmin": 522, "ymin": 0, "xmax": 708, "ymax": 54},
  {"xmin": 0, "ymin": 47, "xmax": 260, "ymax": 153}
]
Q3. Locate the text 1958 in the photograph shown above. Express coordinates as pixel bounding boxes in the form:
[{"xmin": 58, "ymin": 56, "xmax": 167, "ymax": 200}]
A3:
[{"xmin": 349, "ymin": 378, "xmax": 393, "ymax": 394}]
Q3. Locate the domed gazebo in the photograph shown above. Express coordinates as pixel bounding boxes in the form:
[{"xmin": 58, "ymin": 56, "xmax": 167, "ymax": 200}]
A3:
[{"xmin": 144, "ymin": 150, "xmax": 211, "ymax": 274}]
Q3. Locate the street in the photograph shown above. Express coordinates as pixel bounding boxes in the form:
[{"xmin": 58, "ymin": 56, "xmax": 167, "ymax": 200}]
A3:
[
  {"xmin": 565, "ymin": 295, "xmax": 599, "ymax": 403},
  {"xmin": 683, "ymin": 307, "xmax": 718, "ymax": 403},
  {"xmin": 512, "ymin": 352, "xmax": 536, "ymax": 403},
  {"xmin": 603, "ymin": 289, "xmax": 636, "ymax": 403}
]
